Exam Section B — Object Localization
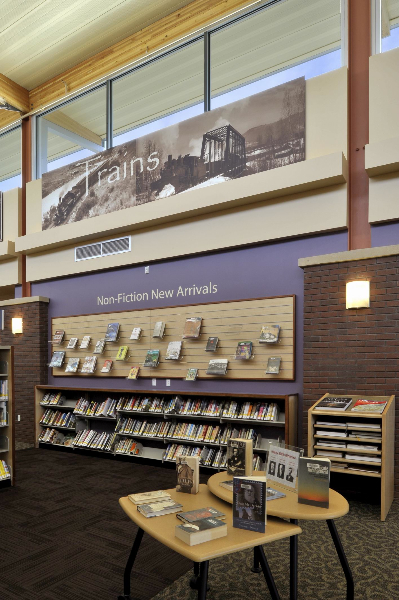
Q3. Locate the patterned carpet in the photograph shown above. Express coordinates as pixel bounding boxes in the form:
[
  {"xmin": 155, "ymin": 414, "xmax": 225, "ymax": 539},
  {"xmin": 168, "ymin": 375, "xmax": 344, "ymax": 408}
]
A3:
[{"xmin": 0, "ymin": 448, "xmax": 398, "ymax": 600}]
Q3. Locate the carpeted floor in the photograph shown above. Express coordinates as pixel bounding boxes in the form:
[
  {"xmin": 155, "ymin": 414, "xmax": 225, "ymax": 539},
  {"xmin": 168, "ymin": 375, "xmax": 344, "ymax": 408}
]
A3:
[{"xmin": 1, "ymin": 448, "xmax": 398, "ymax": 600}]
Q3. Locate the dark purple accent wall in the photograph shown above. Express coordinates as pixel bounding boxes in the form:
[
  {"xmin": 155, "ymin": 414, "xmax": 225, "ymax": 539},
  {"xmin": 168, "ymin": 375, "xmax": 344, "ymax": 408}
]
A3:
[
  {"xmin": 23, "ymin": 232, "xmax": 347, "ymax": 428},
  {"xmin": 371, "ymin": 222, "xmax": 399, "ymax": 247}
]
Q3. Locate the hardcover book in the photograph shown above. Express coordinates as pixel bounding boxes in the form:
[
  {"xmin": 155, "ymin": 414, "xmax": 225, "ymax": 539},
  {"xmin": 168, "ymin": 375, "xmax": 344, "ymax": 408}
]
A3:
[
  {"xmin": 182, "ymin": 317, "xmax": 202, "ymax": 339},
  {"xmin": 165, "ymin": 341, "xmax": 182, "ymax": 360},
  {"xmin": 101, "ymin": 359, "xmax": 113, "ymax": 373},
  {"xmin": 49, "ymin": 351, "xmax": 65, "ymax": 368},
  {"xmin": 144, "ymin": 349, "xmax": 160, "ymax": 368},
  {"xmin": 233, "ymin": 475, "xmax": 267, "ymax": 533},
  {"xmin": 219, "ymin": 479, "xmax": 233, "ymax": 491},
  {"xmin": 130, "ymin": 327, "xmax": 142, "ymax": 340},
  {"xmin": 351, "ymin": 399, "xmax": 387, "ymax": 414},
  {"xmin": 153, "ymin": 321, "xmax": 165, "ymax": 338},
  {"xmin": 267, "ymin": 446, "xmax": 299, "ymax": 489},
  {"xmin": 185, "ymin": 368, "xmax": 198, "ymax": 381},
  {"xmin": 175, "ymin": 517, "xmax": 227, "ymax": 546},
  {"xmin": 116, "ymin": 346, "xmax": 129, "ymax": 361},
  {"xmin": 176, "ymin": 506, "xmax": 226, "ymax": 523},
  {"xmin": 65, "ymin": 357, "xmax": 80, "ymax": 373},
  {"xmin": 265, "ymin": 356, "xmax": 281, "ymax": 374},
  {"xmin": 80, "ymin": 336, "xmax": 91, "ymax": 349},
  {"xmin": 53, "ymin": 329, "xmax": 65, "ymax": 345},
  {"xmin": 81, "ymin": 356, "xmax": 97, "ymax": 374},
  {"xmin": 105, "ymin": 322, "xmax": 120, "ymax": 342},
  {"xmin": 315, "ymin": 397, "xmax": 353, "ymax": 411},
  {"xmin": 94, "ymin": 339, "xmax": 106, "ymax": 354},
  {"xmin": 235, "ymin": 341, "xmax": 253, "ymax": 360},
  {"xmin": 127, "ymin": 366, "xmax": 140, "ymax": 379},
  {"xmin": 259, "ymin": 325, "xmax": 280, "ymax": 343},
  {"xmin": 298, "ymin": 456, "xmax": 330, "ymax": 508},
  {"xmin": 206, "ymin": 359, "xmax": 228, "ymax": 376},
  {"xmin": 67, "ymin": 337, "xmax": 78, "ymax": 349},
  {"xmin": 205, "ymin": 337, "xmax": 219, "ymax": 351},
  {"xmin": 176, "ymin": 455, "xmax": 199, "ymax": 494},
  {"xmin": 227, "ymin": 438, "xmax": 253, "ymax": 476}
]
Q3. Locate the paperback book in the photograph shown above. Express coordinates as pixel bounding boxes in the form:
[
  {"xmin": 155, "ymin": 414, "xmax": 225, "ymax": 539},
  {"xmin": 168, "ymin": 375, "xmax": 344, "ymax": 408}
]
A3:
[
  {"xmin": 315, "ymin": 397, "xmax": 353, "ymax": 411},
  {"xmin": 65, "ymin": 357, "xmax": 80, "ymax": 373},
  {"xmin": 144, "ymin": 350, "xmax": 160, "ymax": 368},
  {"xmin": 175, "ymin": 517, "xmax": 227, "ymax": 546},
  {"xmin": 227, "ymin": 438, "xmax": 253, "ymax": 476},
  {"xmin": 233, "ymin": 475, "xmax": 267, "ymax": 533},
  {"xmin": 130, "ymin": 327, "xmax": 142, "ymax": 340},
  {"xmin": 235, "ymin": 341, "xmax": 253, "ymax": 360},
  {"xmin": 206, "ymin": 359, "xmax": 228, "ymax": 376},
  {"xmin": 153, "ymin": 321, "xmax": 165, "ymax": 339},
  {"xmin": 298, "ymin": 456, "xmax": 330, "ymax": 508},
  {"xmin": 49, "ymin": 351, "xmax": 65, "ymax": 368},
  {"xmin": 138, "ymin": 499, "xmax": 183, "ymax": 518},
  {"xmin": 205, "ymin": 337, "xmax": 219, "ymax": 351},
  {"xmin": 176, "ymin": 506, "xmax": 226, "ymax": 523},
  {"xmin": 176, "ymin": 455, "xmax": 199, "ymax": 494},
  {"xmin": 116, "ymin": 346, "xmax": 129, "ymax": 361},
  {"xmin": 67, "ymin": 337, "xmax": 78, "ymax": 349},
  {"xmin": 165, "ymin": 341, "xmax": 182, "ymax": 360},
  {"xmin": 81, "ymin": 356, "xmax": 97, "ymax": 374},
  {"xmin": 127, "ymin": 366, "xmax": 140, "ymax": 379},
  {"xmin": 265, "ymin": 356, "xmax": 281, "ymax": 374},
  {"xmin": 182, "ymin": 317, "xmax": 202, "ymax": 339},
  {"xmin": 351, "ymin": 399, "xmax": 387, "ymax": 414},
  {"xmin": 105, "ymin": 322, "xmax": 120, "ymax": 342},
  {"xmin": 259, "ymin": 325, "xmax": 280, "ymax": 343},
  {"xmin": 80, "ymin": 336, "xmax": 91, "ymax": 349},
  {"xmin": 53, "ymin": 329, "xmax": 65, "ymax": 345},
  {"xmin": 128, "ymin": 490, "xmax": 171, "ymax": 505},
  {"xmin": 185, "ymin": 368, "xmax": 198, "ymax": 381},
  {"xmin": 94, "ymin": 339, "xmax": 106, "ymax": 354},
  {"xmin": 267, "ymin": 446, "xmax": 299, "ymax": 489},
  {"xmin": 101, "ymin": 359, "xmax": 113, "ymax": 373}
]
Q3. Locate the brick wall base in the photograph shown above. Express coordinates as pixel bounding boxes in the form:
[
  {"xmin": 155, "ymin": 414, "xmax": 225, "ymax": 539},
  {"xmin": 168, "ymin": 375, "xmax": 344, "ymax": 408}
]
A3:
[
  {"xmin": 303, "ymin": 256, "xmax": 399, "ymax": 494},
  {"xmin": 0, "ymin": 301, "xmax": 48, "ymax": 446}
]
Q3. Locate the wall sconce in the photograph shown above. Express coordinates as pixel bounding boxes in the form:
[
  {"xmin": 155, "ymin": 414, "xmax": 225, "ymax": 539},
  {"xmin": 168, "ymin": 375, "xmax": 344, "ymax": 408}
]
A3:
[
  {"xmin": 11, "ymin": 317, "xmax": 23, "ymax": 334},
  {"xmin": 346, "ymin": 281, "xmax": 370, "ymax": 309}
]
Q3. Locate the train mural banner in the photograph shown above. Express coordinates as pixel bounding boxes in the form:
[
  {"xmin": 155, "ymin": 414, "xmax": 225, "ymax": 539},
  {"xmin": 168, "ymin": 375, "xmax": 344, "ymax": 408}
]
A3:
[{"xmin": 41, "ymin": 78, "xmax": 305, "ymax": 230}]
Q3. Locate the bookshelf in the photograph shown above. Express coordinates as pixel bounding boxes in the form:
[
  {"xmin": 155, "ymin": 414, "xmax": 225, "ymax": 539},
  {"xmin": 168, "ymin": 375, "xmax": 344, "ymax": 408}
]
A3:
[
  {"xmin": 0, "ymin": 346, "xmax": 14, "ymax": 487},
  {"xmin": 35, "ymin": 386, "xmax": 298, "ymax": 471},
  {"xmin": 308, "ymin": 393, "xmax": 395, "ymax": 521}
]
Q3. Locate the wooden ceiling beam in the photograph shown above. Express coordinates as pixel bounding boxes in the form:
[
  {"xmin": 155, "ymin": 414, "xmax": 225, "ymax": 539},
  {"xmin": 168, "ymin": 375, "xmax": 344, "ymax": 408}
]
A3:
[
  {"xmin": 0, "ymin": 73, "xmax": 29, "ymax": 113},
  {"xmin": 0, "ymin": 111, "xmax": 21, "ymax": 132},
  {"xmin": 29, "ymin": 0, "xmax": 257, "ymax": 112}
]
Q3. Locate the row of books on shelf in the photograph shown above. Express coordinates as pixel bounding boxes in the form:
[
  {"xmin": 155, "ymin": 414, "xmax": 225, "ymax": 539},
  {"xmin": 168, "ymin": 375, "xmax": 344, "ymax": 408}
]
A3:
[
  {"xmin": 0, "ymin": 460, "xmax": 11, "ymax": 480},
  {"xmin": 330, "ymin": 461, "xmax": 381, "ymax": 474},
  {"xmin": 316, "ymin": 439, "xmax": 380, "ymax": 451},
  {"xmin": 315, "ymin": 450, "xmax": 381, "ymax": 464},
  {"xmin": 73, "ymin": 398, "xmax": 117, "ymax": 418},
  {"xmin": 163, "ymin": 442, "xmax": 263, "ymax": 471},
  {"xmin": 0, "ymin": 379, "xmax": 8, "ymax": 399},
  {"xmin": 0, "ymin": 405, "xmax": 7, "ymax": 426},
  {"xmin": 38, "ymin": 428, "xmax": 75, "ymax": 446},
  {"xmin": 40, "ymin": 409, "xmax": 76, "ymax": 428},
  {"xmin": 40, "ymin": 392, "xmax": 65, "ymax": 406},
  {"xmin": 115, "ymin": 439, "xmax": 143, "ymax": 456},
  {"xmin": 72, "ymin": 430, "xmax": 117, "ymax": 451}
]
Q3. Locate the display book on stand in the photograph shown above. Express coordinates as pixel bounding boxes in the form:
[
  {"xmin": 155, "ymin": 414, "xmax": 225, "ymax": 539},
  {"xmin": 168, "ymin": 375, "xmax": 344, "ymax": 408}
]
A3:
[
  {"xmin": 35, "ymin": 385, "xmax": 298, "ymax": 470},
  {"xmin": 0, "ymin": 347, "xmax": 14, "ymax": 487},
  {"xmin": 308, "ymin": 392, "xmax": 395, "ymax": 521}
]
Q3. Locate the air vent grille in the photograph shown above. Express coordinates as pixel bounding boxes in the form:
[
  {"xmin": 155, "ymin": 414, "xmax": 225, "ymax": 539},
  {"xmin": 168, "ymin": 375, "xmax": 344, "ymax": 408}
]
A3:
[{"xmin": 75, "ymin": 236, "xmax": 131, "ymax": 262}]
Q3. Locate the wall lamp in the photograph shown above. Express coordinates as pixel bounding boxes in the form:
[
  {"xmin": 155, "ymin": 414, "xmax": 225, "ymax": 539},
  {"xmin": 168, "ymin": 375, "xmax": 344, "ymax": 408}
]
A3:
[
  {"xmin": 12, "ymin": 317, "xmax": 23, "ymax": 334},
  {"xmin": 346, "ymin": 281, "xmax": 370, "ymax": 309}
]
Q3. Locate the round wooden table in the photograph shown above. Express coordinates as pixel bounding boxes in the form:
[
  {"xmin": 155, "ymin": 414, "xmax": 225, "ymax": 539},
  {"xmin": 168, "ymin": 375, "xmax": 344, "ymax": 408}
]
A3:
[{"xmin": 207, "ymin": 471, "xmax": 353, "ymax": 600}]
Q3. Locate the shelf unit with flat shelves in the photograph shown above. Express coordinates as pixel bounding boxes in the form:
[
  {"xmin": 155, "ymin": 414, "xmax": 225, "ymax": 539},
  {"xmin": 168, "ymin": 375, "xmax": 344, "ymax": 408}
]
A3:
[{"xmin": 0, "ymin": 346, "xmax": 14, "ymax": 487}]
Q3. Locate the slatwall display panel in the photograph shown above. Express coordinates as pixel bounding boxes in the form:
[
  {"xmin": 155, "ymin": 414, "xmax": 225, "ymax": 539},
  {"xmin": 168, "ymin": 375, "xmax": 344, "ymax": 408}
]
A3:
[{"xmin": 51, "ymin": 296, "xmax": 295, "ymax": 380}]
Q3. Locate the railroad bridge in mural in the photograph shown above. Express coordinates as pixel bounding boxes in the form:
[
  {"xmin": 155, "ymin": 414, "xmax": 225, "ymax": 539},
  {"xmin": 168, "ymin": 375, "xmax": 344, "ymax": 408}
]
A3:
[{"xmin": 200, "ymin": 124, "xmax": 246, "ymax": 178}]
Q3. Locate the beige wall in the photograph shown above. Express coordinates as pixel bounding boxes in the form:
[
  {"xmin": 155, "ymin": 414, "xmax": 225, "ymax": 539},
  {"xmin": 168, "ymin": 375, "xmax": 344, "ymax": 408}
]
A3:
[
  {"xmin": 2, "ymin": 188, "xmax": 21, "ymax": 242},
  {"xmin": 0, "ymin": 258, "xmax": 21, "ymax": 287},
  {"xmin": 370, "ymin": 47, "xmax": 399, "ymax": 144},
  {"xmin": 0, "ymin": 188, "xmax": 21, "ymax": 288}
]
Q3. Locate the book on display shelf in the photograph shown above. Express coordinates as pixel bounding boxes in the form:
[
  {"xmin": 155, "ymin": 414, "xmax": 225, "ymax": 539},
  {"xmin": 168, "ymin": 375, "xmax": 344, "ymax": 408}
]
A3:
[
  {"xmin": 205, "ymin": 337, "xmax": 219, "ymax": 352},
  {"xmin": 73, "ymin": 429, "xmax": 117, "ymax": 451},
  {"xmin": 153, "ymin": 321, "xmax": 165, "ymax": 339},
  {"xmin": 41, "ymin": 392, "xmax": 64, "ymax": 406},
  {"xmin": 67, "ymin": 337, "xmax": 78, "ymax": 349},
  {"xmin": 235, "ymin": 341, "xmax": 253, "ymax": 360},
  {"xmin": 265, "ymin": 357, "xmax": 281, "ymax": 374},
  {"xmin": 104, "ymin": 322, "xmax": 120, "ymax": 342},
  {"xmin": 315, "ymin": 397, "xmax": 353, "ymax": 411},
  {"xmin": 165, "ymin": 341, "xmax": 182, "ymax": 360},
  {"xmin": 233, "ymin": 476, "xmax": 267, "ymax": 533},
  {"xmin": 101, "ymin": 359, "xmax": 113, "ymax": 373},
  {"xmin": 182, "ymin": 317, "xmax": 202, "ymax": 339},
  {"xmin": 185, "ymin": 368, "xmax": 198, "ymax": 381},
  {"xmin": 115, "ymin": 439, "xmax": 142, "ymax": 455},
  {"xmin": 0, "ymin": 360, "xmax": 8, "ymax": 374},
  {"xmin": 40, "ymin": 409, "xmax": 76, "ymax": 428},
  {"xmin": 0, "ymin": 405, "xmax": 7, "ymax": 426},
  {"xmin": 176, "ymin": 455, "xmax": 199, "ymax": 494},
  {"xmin": 130, "ymin": 327, "xmax": 142, "ymax": 340},
  {"xmin": 138, "ymin": 499, "xmax": 183, "ymax": 518},
  {"xmin": 344, "ymin": 454, "xmax": 381, "ymax": 463},
  {"xmin": 176, "ymin": 506, "xmax": 226, "ymax": 523},
  {"xmin": 80, "ymin": 336, "xmax": 91, "ymax": 349},
  {"xmin": 259, "ymin": 324, "xmax": 280, "ymax": 343},
  {"xmin": 116, "ymin": 346, "xmax": 129, "ymax": 361},
  {"xmin": 127, "ymin": 366, "xmax": 140, "ymax": 379},
  {"xmin": 128, "ymin": 490, "xmax": 172, "ymax": 505},
  {"xmin": 298, "ymin": 457, "xmax": 330, "ymax": 508},
  {"xmin": 206, "ymin": 359, "xmax": 228, "ymax": 376},
  {"xmin": 49, "ymin": 351, "xmax": 65, "ymax": 368},
  {"xmin": 351, "ymin": 399, "xmax": 387, "ymax": 414},
  {"xmin": 316, "ymin": 450, "xmax": 344, "ymax": 458},
  {"xmin": 143, "ymin": 350, "xmax": 160, "ymax": 368},
  {"xmin": 0, "ymin": 460, "xmax": 11, "ymax": 480},
  {"xmin": 52, "ymin": 330, "xmax": 65, "ymax": 345},
  {"xmin": 81, "ymin": 356, "xmax": 97, "ymax": 374},
  {"xmin": 65, "ymin": 358, "xmax": 80, "ymax": 373},
  {"xmin": 227, "ymin": 438, "xmax": 253, "ymax": 476},
  {"xmin": 94, "ymin": 339, "xmax": 106, "ymax": 354},
  {"xmin": 175, "ymin": 517, "xmax": 227, "ymax": 546},
  {"xmin": 0, "ymin": 379, "xmax": 8, "ymax": 399}
]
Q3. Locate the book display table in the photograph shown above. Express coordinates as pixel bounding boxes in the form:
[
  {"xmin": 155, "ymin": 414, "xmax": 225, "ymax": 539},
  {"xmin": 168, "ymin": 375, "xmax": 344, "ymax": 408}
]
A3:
[
  {"xmin": 118, "ymin": 484, "xmax": 301, "ymax": 600},
  {"xmin": 207, "ymin": 471, "xmax": 352, "ymax": 600}
]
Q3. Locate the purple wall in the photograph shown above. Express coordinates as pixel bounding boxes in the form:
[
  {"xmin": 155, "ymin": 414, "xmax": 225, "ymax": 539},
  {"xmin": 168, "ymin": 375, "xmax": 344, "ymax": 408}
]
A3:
[
  {"xmin": 22, "ymin": 232, "xmax": 347, "ymax": 423},
  {"xmin": 372, "ymin": 222, "xmax": 399, "ymax": 247}
]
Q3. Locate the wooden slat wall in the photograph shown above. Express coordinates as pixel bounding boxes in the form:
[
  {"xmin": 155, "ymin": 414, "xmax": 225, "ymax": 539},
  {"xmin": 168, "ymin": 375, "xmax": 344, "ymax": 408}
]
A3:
[{"xmin": 51, "ymin": 296, "xmax": 295, "ymax": 381}]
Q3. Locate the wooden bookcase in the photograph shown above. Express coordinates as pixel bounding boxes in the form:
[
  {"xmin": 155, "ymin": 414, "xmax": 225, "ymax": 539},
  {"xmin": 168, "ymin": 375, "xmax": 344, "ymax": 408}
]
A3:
[
  {"xmin": 308, "ymin": 393, "xmax": 395, "ymax": 521},
  {"xmin": 0, "ymin": 346, "xmax": 14, "ymax": 487},
  {"xmin": 35, "ymin": 385, "xmax": 298, "ymax": 471}
]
